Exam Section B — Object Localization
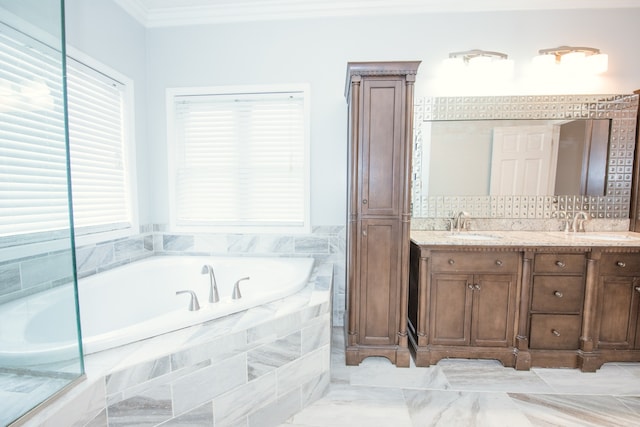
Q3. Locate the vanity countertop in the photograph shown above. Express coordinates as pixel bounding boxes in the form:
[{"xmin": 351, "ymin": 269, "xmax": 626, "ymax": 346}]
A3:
[{"xmin": 410, "ymin": 230, "xmax": 640, "ymax": 247}]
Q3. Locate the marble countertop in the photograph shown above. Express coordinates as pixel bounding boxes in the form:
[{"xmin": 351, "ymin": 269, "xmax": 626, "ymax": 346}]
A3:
[{"xmin": 410, "ymin": 230, "xmax": 640, "ymax": 247}]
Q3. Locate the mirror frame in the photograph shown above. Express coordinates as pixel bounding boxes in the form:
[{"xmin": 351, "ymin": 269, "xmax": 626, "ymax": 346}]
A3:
[{"xmin": 412, "ymin": 94, "xmax": 639, "ymax": 220}]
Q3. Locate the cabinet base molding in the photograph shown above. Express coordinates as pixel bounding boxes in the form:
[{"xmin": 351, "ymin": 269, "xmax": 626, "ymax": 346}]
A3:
[
  {"xmin": 528, "ymin": 350, "xmax": 580, "ymax": 369},
  {"xmin": 578, "ymin": 349, "xmax": 640, "ymax": 372},
  {"xmin": 345, "ymin": 345, "xmax": 410, "ymax": 367},
  {"xmin": 408, "ymin": 340, "xmax": 517, "ymax": 368}
]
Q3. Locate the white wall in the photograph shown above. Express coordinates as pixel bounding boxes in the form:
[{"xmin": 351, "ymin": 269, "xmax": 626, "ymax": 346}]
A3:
[{"xmin": 67, "ymin": 5, "xmax": 640, "ymax": 228}]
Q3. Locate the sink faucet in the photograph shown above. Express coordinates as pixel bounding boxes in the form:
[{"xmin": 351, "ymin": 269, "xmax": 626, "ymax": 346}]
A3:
[
  {"xmin": 201, "ymin": 265, "xmax": 220, "ymax": 303},
  {"xmin": 454, "ymin": 211, "xmax": 471, "ymax": 232},
  {"xmin": 571, "ymin": 211, "xmax": 589, "ymax": 233},
  {"xmin": 232, "ymin": 276, "xmax": 250, "ymax": 300}
]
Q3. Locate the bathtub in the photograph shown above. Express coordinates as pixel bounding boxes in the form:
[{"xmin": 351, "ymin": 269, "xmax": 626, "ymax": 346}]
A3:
[{"xmin": 0, "ymin": 256, "xmax": 314, "ymax": 367}]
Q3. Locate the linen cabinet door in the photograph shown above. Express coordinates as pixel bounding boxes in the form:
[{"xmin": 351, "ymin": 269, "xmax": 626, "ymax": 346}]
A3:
[
  {"xmin": 471, "ymin": 274, "xmax": 517, "ymax": 347},
  {"xmin": 359, "ymin": 78, "xmax": 403, "ymax": 217},
  {"xmin": 430, "ymin": 274, "xmax": 473, "ymax": 346},
  {"xmin": 596, "ymin": 276, "xmax": 640, "ymax": 350},
  {"xmin": 358, "ymin": 218, "xmax": 402, "ymax": 346}
]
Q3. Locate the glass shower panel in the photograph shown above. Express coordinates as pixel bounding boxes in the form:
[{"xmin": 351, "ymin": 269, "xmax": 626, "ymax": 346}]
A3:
[{"xmin": 0, "ymin": 1, "xmax": 84, "ymax": 425}]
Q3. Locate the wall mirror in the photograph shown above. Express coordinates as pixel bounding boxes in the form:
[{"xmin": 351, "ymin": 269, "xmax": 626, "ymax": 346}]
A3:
[{"xmin": 411, "ymin": 94, "xmax": 639, "ymax": 220}]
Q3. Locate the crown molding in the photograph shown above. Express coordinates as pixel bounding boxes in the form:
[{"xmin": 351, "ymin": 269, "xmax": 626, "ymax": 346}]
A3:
[{"xmin": 113, "ymin": 0, "xmax": 640, "ymax": 28}]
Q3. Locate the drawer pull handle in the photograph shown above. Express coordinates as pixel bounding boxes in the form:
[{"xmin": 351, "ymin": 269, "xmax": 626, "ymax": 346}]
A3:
[
  {"xmin": 616, "ymin": 261, "xmax": 626, "ymax": 268},
  {"xmin": 495, "ymin": 260, "xmax": 503, "ymax": 266},
  {"xmin": 553, "ymin": 291, "xmax": 563, "ymax": 298},
  {"xmin": 555, "ymin": 261, "xmax": 566, "ymax": 268},
  {"xmin": 448, "ymin": 259, "xmax": 455, "ymax": 265},
  {"xmin": 551, "ymin": 329, "xmax": 561, "ymax": 337}
]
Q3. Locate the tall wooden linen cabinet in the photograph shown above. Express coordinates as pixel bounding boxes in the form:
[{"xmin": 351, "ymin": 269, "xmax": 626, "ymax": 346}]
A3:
[{"xmin": 344, "ymin": 61, "xmax": 420, "ymax": 367}]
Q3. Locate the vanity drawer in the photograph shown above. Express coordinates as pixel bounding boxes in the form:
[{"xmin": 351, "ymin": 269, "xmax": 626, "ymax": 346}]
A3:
[
  {"xmin": 599, "ymin": 253, "xmax": 640, "ymax": 276},
  {"xmin": 534, "ymin": 253, "xmax": 585, "ymax": 274},
  {"xmin": 529, "ymin": 314, "xmax": 582, "ymax": 350},
  {"xmin": 531, "ymin": 276, "xmax": 585, "ymax": 313},
  {"xmin": 431, "ymin": 251, "xmax": 519, "ymax": 273}
]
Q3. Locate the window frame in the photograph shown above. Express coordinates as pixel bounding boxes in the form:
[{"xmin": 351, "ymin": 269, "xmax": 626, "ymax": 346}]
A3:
[{"xmin": 166, "ymin": 84, "xmax": 311, "ymax": 234}]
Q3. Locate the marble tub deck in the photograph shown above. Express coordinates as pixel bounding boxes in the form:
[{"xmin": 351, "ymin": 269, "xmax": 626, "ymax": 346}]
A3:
[{"xmin": 281, "ymin": 327, "xmax": 640, "ymax": 427}]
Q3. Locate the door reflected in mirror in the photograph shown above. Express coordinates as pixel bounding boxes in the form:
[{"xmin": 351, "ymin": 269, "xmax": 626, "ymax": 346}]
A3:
[{"xmin": 421, "ymin": 119, "xmax": 610, "ymax": 197}]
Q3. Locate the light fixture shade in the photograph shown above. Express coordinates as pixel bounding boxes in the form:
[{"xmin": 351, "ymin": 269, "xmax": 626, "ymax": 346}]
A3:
[
  {"xmin": 586, "ymin": 53, "xmax": 608, "ymax": 74},
  {"xmin": 532, "ymin": 54, "xmax": 556, "ymax": 69},
  {"xmin": 560, "ymin": 51, "xmax": 586, "ymax": 69}
]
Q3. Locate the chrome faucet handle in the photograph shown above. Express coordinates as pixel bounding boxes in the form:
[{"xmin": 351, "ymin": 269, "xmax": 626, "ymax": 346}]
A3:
[
  {"xmin": 176, "ymin": 290, "xmax": 201, "ymax": 311},
  {"xmin": 232, "ymin": 276, "xmax": 250, "ymax": 299}
]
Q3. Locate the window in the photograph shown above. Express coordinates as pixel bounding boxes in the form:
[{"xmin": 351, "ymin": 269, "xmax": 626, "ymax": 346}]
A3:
[
  {"xmin": 0, "ymin": 22, "xmax": 136, "ymax": 246},
  {"xmin": 167, "ymin": 85, "xmax": 310, "ymax": 233}
]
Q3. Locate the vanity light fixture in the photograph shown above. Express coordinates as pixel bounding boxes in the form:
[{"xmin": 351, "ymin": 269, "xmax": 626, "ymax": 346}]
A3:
[
  {"xmin": 442, "ymin": 49, "xmax": 514, "ymax": 80},
  {"xmin": 533, "ymin": 46, "xmax": 608, "ymax": 74}
]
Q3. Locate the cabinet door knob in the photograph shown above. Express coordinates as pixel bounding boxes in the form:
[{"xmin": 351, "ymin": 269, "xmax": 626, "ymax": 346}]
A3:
[
  {"xmin": 468, "ymin": 283, "xmax": 474, "ymax": 290},
  {"xmin": 635, "ymin": 286, "xmax": 640, "ymax": 293},
  {"xmin": 448, "ymin": 259, "xmax": 455, "ymax": 265},
  {"xmin": 555, "ymin": 261, "xmax": 566, "ymax": 268},
  {"xmin": 362, "ymin": 199, "xmax": 367, "ymax": 204},
  {"xmin": 362, "ymin": 230, "xmax": 367, "ymax": 237},
  {"xmin": 473, "ymin": 284, "xmax": 481, "ymax": 291},
  {"xmin": 553, "ymin": 291, "xmax": 563, "ymax": 298},
  {"xmin": 616, "ymin": 261, "xmax": 626, "ymax": 268},
  {"xmin": 551, "ymin": 329, "xmax": 561, "ymax": 337},
  {"xmin": 495, "ymin": 260, "xmax": 503, "ymax": 266}
]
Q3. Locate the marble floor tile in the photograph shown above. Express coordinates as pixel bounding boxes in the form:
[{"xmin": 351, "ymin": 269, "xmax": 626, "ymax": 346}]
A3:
[
  {"xmin": 533, "ymin": 363, "xmax": 640, "ymax": 395},
  {"xmin": 509, "ymin": 393, "xmax": 640, "ymax": 427},
  {"xmin": 284, "ymin": 383, "xmax": 413, "ymax": 427}
]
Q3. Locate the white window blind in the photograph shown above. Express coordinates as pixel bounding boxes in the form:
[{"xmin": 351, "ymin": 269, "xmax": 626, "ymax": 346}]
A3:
[
  {"xmin": 0, "ymin": 24, "xmax": 69, "ymax": 238},
  {"xmin": 0, "ymin": 22, "xmax": 133, "ymax": 243},
  {"xmin": 66, "ymin": 58, "xmax": 132, "ymax": 234},
  {"xmin": 171, "ymin": 89, "xmax": 308, "ymax": 230}
]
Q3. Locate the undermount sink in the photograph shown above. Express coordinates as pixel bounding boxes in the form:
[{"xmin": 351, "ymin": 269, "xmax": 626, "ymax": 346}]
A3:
[
  {"xmin": 572, "ymin": 233, "xmax": 640, "ymax": 242},
  {"xmin": 451, "ymin": 233, "xmax": 500, "ymax": 241}
]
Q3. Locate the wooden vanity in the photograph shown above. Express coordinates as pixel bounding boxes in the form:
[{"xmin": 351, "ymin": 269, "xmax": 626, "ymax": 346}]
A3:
[{"xmin": 409, "ymin": 231, "xmax": 640, "ymax": 371}]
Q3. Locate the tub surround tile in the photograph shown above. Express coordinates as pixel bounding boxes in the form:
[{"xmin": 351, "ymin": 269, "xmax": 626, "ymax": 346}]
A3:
[
  {"xmin": 212, "ymin": 371, "xmax": 278, "ymax": 425},
  {"xmin": 20, "ymin": 251, "xmax": 73, "ymax": 289},
  {"xmin": 0, "ymin": 263, "xmax": 21, "ymax": 296},
  {"xmin": 114, "ymin": 237, "xmax": 148, "ymax": 261},
  {"xmin": 161, "ymin": 402, "xmax": 213, "ymax": 426},
  {"xmin": 106, "ymin": 384, "xmax": 173, "ymax": 427},
  {"xmin": 277, "ymin": 348, "xmax": 326, "ymax": 398},
  {"xmin": 301, "ymin": 316, "xmax": 331, "ymax": 355},
  {"xmin": 171, "ymin": 353, "xmax": 248, "ymax": 415},
  {"xmin": 75, "ymin": 244, "xmax": 115, "ymax": 276},
  {"xmin": 294, "ymin": 236, "xmax": 329, "ymax": 254},
  {"xmin": 105, "ymin": 356, "xmax": 171, "ymax": 395},
  {"xmin": 171, "ymin": 330, "xmax": 248, "ymax": 371},
  {"xmin": 248, "ymin": 332, "xmax": 302, "ymax": 380},
  {"xmin": 162, "ymin": 235, "xmax": 195, "ymax": 252}
]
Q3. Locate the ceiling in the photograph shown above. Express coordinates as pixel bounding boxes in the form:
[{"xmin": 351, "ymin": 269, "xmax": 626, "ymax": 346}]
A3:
[{"xmin": 114, "ymin": 0, "xmax": 640, "ymax": 27}]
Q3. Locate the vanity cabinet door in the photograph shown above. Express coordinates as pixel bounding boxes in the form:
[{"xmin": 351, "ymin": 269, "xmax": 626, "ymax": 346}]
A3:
[
  {"xmin": 471, "ymin": 274, "xmax": 517, "ymax": 347},
  {"xmin": 430, "ymin": 273, "xmax": 516, "ymax": 347},
  {"xmin": 596, "ymin": 276, "xmax": 640, "ymax": 350},
  {"xmin": 430, "ymin": 274, "xmax": 473, "ymax": 346}
]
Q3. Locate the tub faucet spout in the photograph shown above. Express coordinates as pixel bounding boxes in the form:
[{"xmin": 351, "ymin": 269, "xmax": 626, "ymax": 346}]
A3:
[
  {"xmin": 201, "ymin": 265, "xmax": 219, "ymax": 303},
  {"xmin": 176, "ymin": 290, "xmax": 201, "ymax": 311},
  {"xmin": 232, "ymin": 277, "xmax": 250, "ymax": 300}
]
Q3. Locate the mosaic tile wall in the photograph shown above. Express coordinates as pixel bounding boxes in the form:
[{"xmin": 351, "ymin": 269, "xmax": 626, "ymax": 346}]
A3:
[{"xmin": 412, "ymin": 94, "xmax": 639, "ymax": 220}]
